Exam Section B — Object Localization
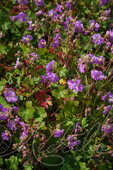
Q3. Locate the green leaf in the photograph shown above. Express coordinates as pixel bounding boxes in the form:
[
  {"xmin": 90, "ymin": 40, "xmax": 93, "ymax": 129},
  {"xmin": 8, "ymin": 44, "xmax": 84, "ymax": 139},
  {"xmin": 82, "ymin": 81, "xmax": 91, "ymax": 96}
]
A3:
[
  {"xmin": 59, "ymin": 67, "xmax": 67, "ymax": 77},
  {"xmin": 0, "ymin": 44, "xmax": 7, "ymax": 54},
  {"xmin": 24, "ymin": 164, "xmax": 33, "ymax": 170},
  {"xmin": 81, "ymin": 118, "xmax": 88, "ymax": 127},
  {"xmin": 52, "ymin": 89, "xmax": 60, "ymax": 99},
  {"xmin": 60, "ymin": 89, "xmax": 68, "ymax": 98},
  {"xmin": 5, "ymin": 155, "xmax": 19, "ymax": 170},
  {"xmin": 12, "ymin": 0, "xmax": 16, "ymax": 4},
  {"xmin": 0, "ymin": 158, "xmax": 3, "ymax": 165},
  {"xmin": 79, "ymin": 162, "xmax": 90, "ymax": 170},
  {"xmin": 34, "ymin": 107, "xmax": 47, "ymax": 123},
  {"xmin": 0, "ymin": 96, "xmax": 9, "ymax": 107},
  {"xmin": 26, "ymin": 101, "xmax": 33, "ymax": 108},
  {"xmin": 0, "ymin": 78, "xmax": 6, "ymax": 94}
]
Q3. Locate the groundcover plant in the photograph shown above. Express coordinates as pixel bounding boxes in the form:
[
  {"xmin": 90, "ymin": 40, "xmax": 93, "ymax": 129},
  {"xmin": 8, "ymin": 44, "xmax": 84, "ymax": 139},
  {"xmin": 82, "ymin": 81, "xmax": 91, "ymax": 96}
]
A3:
[{"xmin": 0, "ymin": 0, "xmax": 113, "ymax": 169}]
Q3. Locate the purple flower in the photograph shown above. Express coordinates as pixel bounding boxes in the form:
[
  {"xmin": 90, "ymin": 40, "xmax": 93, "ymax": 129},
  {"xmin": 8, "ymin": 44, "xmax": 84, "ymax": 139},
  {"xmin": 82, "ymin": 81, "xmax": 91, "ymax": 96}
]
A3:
[
  {"xmin": 106, "ymin": 42, "xmax": 111, "ymax": 48},
  {"xmin": 67, "ymin": 80, "xmax": 84, "ymax": 93},
  {"xmin": 47, "ymin": 9, "xmax": 57, "ymax": 17},
  {"xmin": 102, "ymin": 105, "xmax": 112, "ymax": 114},
  {"xmin": 99, "ymin": 0, "xmax": 109, "ymax": 6},
  {"xmin": 101, "ymin": 124, "xmax": 113, "ymax": 134},
  {"xmin": 7, "ymin": 120, "xmax": 18, "ymax": 131},
  {"xmin": 10, "ymin": 16, "xmax": 18, "ymax": 22},
  {"xmin": 2, "ymin": 107, "xmax": 9, "ymax": 113},
  {"xmin": 37, "ymin": 10, "xmax": 43, "ymax": 16},
  {"xmin": 0, "ymin": 104, "xmax": 3, "ymax": 111},
  {"xmin": 14, "ymin": 58, "xmax": 20, "ymax": 69},
  {"xmin": 74, "ymin": 122, "xmax": 80, "ymax": 133},
  {"xmin": 73, "ymin": 21, "xmax": 83, "ymax": 33},
  {"xmin": 40, "ymin": 75, "xmax": 49, "ymax": 83},
  {"xmin": 19, "ymin": 121, "xmax": 28, "ymax": 140},
  {"xmin": 46, "ymin": 60, "xmax": 55, "ymax": 73},
  {"xmin": 52, "ymin": 14, "xmax": 62, "ymax": 22},
  {"xmin": 28, "ymin": 21, "xmax": 33, "ymax": 30},
  {"xmin": 91, "ymin": 70, "xmax": 105, "ymax": 80},
  {"xmin": 30, "ymin": 53, "xmax": 39, "ymax": 60},
  {"xmin": 17, "ymin": 0, "xmax": 29, "ymax": 4},
  {"xmin": 20, "ymin": 131, "xmax": 28, "ymax": 140},
  {"xmin": 84, "ymin": 31, "xmax": 89, "ymax": 35},
  {"xmin": 108, "ymin": 94, "xmax": 113, "ymax": 103},
  {"xmin": 12, "ymin": 106, "xmax": 19, "ymax": 114},
  {"xmin": 0, "ymin": 113, "xmax": 8, "ymax": 120},
  {"xmin": 55, "ymin": 4, "xmax": 63, "ymax": 13},
  {"xmin": 1, "ymin": 131, "xmax": 11, "ymax": 141},
  {"xmin": 65, "ymin": 1, "xmax": 72, "ymax": 10},
  {"xmin": 90, "ymin": 55, "xmax": 105, "ymax": 65},
  {"xmin": 16, "ymin": 12, "xmax": 27, "ymax": 22},
  {"xmin": 105, "ymin": 8, "xmax": 111, "ymax": 16},
  {"xmin": 92, "ymin": 34, "xmax": 104, "ymax": 45},
  {"xmin": 67, "ymin": 135, "xmax": 81, "ymax": 150},
  {"xmin": 47, "ymin": 72, "xmax": 59, "ymax": 83},
  {"xmin": 106, "ymin": 30, "xmax": 113, "ymax": 42},
  {"xmin": 4, "ymin": 90, "xmax": 18, "ymax": 103},
  {"xmin": 34, "ymin": 0, "xmax": 44, "ymax": 6},
  {"xmin": 63, "ymin": 16, "xmax": 72, "ymax": 29},
  {"xmin": 38, "ymin": 39, "xmax": 46, "ymax": 48},
  {"xmin": 51, "ymin": 34, "xmax": 61, "ymax": 49},
  {"xmin": 89, "ymin": 20, "xmax": 100, "ymax": 32},
  {"xmin": 101, "ymin": 92, "xmax": 111, "ymax": 100},
  {"xmin": 54, "ymin": 129, "xmax": 64, "ymax": 137},
  {"xmin": 78, "ymin": 63, "xmax": 86, "ymax": 73},
  {"xmin": 22, "ymin": 35, "xmax": 33, "ymax": 43}
]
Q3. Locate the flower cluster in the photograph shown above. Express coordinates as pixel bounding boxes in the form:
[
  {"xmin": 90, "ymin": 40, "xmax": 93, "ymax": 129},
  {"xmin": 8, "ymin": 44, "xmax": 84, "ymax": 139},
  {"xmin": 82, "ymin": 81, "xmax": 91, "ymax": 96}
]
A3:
[{"xmin": 67, "ymin": 80, "xmax": 84, "ymax": 93}]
